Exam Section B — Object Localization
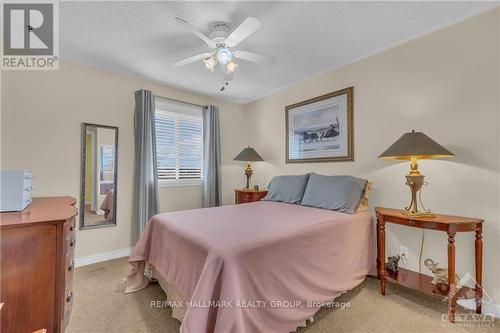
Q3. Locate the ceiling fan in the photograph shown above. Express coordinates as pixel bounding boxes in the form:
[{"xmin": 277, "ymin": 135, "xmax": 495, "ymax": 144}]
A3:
[{"xmin": 174, "ymin": 17, "xmax": 276, "ymax": 91}]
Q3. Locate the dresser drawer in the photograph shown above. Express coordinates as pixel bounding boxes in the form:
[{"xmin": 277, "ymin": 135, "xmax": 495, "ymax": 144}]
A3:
[
  {"xmin": 0, "ymin": 197, "xmax": 77, "ymax": 333},
  {"xmin": 65, "ymin": 250, "xmax": 75, "ymax": 287},
  {"xmin": 63, "ymin": 283, "xmax": 74, "ymax": 323},
  {"xmin": 240, "ymin": 193, "xmax": 253, "ymax": 202},
  {"xmin": 235, "ymin": 189, "xmax": 268, "ymax": 204},
  {"xmin": 65, "ymin": 233, "xmax": 76, "ymax": 255},
  {"xmin": 64, "ymin": 218, "xmax": 76, "ymax": 239}
]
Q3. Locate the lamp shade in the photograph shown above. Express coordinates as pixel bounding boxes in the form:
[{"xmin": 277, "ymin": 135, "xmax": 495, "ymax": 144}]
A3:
[
  {"xmin": 378, "ymin": 130, "xmax": 454, "ymax": 160},
  {"xmin": 233, "ymin": 147, "xmax": 264, "ymax": 162}
]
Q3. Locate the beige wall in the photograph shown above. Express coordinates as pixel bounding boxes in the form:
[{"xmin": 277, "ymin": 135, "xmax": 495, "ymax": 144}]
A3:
[
  {"xmin": 243, "ymin": 9, "xmax": 500, "ymax": 302},
  {"xmin": 1, "ymin": 60, "xmax": 247, "ymax": 258}
]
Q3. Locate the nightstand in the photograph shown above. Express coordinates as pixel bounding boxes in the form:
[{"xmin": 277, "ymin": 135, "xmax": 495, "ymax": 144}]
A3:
[
  {"xmin": 234, "ymin": 189, "xmax": 268, "ymax": 204},
  {"xmin": 375, "ymin": 207, "xmax": 484, "ymax": 323}
]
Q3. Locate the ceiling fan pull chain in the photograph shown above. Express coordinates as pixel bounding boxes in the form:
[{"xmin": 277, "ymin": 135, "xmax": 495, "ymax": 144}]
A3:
[{"xmin": 220, "ymin": 79, "xmax": 229, "ymax": 92}]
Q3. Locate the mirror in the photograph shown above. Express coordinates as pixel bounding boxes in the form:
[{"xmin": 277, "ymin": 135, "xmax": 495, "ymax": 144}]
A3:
[{"xmin": 80, "ymin": 123, "xmax": 118, "ymax": 229}]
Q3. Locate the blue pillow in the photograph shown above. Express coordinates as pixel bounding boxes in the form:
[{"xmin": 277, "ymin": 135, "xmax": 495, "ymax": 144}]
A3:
[
  {"xmin": 262, "ymin": 174, "xmax": 310, "ymax": 204},
  {"xmin": 301, "ymin": 173, "xmax": 368, "ymax": 214}
]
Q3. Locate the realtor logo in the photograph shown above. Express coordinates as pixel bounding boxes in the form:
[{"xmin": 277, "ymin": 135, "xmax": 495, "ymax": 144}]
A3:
[
  {"xmin": 1, "ymin": 1, "xmax": 59, "ymax": 70},
  {"xmin": 441, "ymin": 272, "xmax": 495, "ymax": 328}
]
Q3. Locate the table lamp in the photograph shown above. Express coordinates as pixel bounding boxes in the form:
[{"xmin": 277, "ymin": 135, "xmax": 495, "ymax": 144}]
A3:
[
  {"xmin": 378, "ymin": 130, "xmax": 454, "ymax": 217},
  {"xmin": 233, "ymin": 146, "xmax": 264, "ymax": 189}
]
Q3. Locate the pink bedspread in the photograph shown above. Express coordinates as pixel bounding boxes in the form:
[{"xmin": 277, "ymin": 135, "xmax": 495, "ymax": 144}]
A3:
[
  {"xmin": 126, "ymin": 201, "xmax": 375, "ymax": 333},
  {"xmin": 100, "ymin": 189, "xmax": 114, "ymax": 223}
]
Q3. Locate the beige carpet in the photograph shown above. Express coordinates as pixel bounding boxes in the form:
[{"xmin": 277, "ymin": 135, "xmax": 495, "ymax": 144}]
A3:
[
  {"xmin": 83, "ymin": 205, "xmax": 107, "ymax": 226},
  {"xmin": 67, "ymin": 258, "xmax": 497, "ymax": 333}
]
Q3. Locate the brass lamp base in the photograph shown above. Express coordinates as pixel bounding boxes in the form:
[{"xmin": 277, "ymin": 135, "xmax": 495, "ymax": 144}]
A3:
[
  {"xmin": 402, "ymin": 158, "xmax": 435, "ymax": 218},
  {"xmin": 401, "ymin": 210, "xmax": 435, "ymax": 218},
  {"xmin": 244, "ymin": 162, "xmax": 253, "ymax": 189}
]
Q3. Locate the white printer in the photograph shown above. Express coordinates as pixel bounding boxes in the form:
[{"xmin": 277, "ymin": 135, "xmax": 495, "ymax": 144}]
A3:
[{"xmin": 0, "ymin": 170, "xmax": 32, "ymax": 212}]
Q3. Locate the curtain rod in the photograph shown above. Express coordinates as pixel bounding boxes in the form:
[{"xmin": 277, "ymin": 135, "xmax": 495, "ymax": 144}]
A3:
[{"xmin": 154, "ymin": 94, "xmax": 205, "ymax": 108}]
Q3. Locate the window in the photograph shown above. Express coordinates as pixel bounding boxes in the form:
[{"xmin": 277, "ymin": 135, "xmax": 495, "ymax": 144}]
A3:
[{"xmin": 155, "ymin": 97, "xmax": 203, "ymax": 186}]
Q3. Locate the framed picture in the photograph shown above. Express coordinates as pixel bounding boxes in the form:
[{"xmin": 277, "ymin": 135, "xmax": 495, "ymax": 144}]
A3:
[{"xmin": 285, "ymin": 87, "xmax": 353, "ymax": 163}]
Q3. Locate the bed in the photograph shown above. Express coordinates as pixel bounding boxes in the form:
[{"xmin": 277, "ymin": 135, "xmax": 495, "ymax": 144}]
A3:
[{"xmin": 126, "ymin": 200, "xmax": 375, "ymax": 333}]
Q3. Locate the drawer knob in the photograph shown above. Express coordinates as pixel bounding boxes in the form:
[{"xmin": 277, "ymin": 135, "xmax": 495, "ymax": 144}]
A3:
[
  {"xmin": 70, "ymin": 239, "xmax": 76, "ymax": 247},
  {"xmin": 408, "ymin": 220, "xmax": 416, "ymax": 225},
  {"xmin": 68, "ymin": 260, "xmax": 75, "ymax": 272},
  {"xmin": 69, "ymin": 224, "xmax": 74, "ymax": 232},
  {"xmin": 66, "ymin": 292, "xmax": 73, "ymax": 303}
]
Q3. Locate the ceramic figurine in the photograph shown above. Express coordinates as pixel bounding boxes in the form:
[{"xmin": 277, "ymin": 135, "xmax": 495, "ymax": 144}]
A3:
[
  {"xmin": 424, "ymin": 258, "xmax": 450, "ymax": 285},
  {"xmin": 385, "ymin": 255, "xmax": 400, "ymax": 272}
]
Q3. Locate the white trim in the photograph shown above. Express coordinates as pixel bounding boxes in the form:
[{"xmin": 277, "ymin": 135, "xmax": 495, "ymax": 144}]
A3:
[
  {"xmin": 457, "ymin": 299, "xmax": 500, "ymax": 319},
  {"xmin": 159, "ymin": 179, "xmax": 203, "ymax": 188},
  {"xmin": 74, "ymin": 247, "xmax": 132, "ymax": 268}
]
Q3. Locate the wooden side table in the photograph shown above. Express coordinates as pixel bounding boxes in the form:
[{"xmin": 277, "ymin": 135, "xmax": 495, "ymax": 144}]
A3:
[
  {"xmin": 375, "ymin": 207, "xmax": 484, "ymax": 322},
  {"xmin": 234, "ymin": 189, "xmax": 268, "ymax": 204}
]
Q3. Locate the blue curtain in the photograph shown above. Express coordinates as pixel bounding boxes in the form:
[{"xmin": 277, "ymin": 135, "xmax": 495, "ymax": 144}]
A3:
[
  {"xmin": 133, "ymin": 89, "xmax": 159, "ymax": 240},
  {"xmin": 203, "ymin": 105, "xmax": 222, "ymax": 207}
]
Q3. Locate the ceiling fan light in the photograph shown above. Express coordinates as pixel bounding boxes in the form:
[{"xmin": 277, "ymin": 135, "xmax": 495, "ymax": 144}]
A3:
[
  {"xmin": 216, "ymin": 46, "xmax": 233, "ymax": 65},
  {"xmin": 226, "ymin": 60, "xmax": 238, "ymax": 74},
  {"xmin": 203, "ymin": 56, "xmax": 217, "ymax": 71}
]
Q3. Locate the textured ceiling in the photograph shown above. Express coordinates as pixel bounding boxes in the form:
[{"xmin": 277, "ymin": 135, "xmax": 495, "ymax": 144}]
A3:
[{"xmin": 60, "ymin": 1, "xmax": 498, "ymax": 104}]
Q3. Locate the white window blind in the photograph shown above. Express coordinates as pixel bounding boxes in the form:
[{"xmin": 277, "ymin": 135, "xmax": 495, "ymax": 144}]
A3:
[{"xmin": 155, "ymin": 97, "xmax": 203, "ymax": 185}]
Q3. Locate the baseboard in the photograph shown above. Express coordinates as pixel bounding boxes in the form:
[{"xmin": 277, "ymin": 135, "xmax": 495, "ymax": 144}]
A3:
[
  {"xmin": 457, "ymin": 299, "xmax": 500, "ymax": 319},
  {"xmin": 75, "ymin": 247, "xmax": 132, "ymax": 267}
]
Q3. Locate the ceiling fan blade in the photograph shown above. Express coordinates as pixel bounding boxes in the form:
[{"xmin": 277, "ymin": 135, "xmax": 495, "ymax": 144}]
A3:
[
  {"xmin": 225, "ymin": 17, "xmax": 260, "ymax": 47},
  {"xmin": 175, "ymin": 17, "xmax": 215, "ymax": 49},
  {"xmin": 233, "ymin": 50, "xmax": 276, "ymax": 66},
  {"xmin": 174, "ymin": 52, "xmax": 213, "ymax": 67}
]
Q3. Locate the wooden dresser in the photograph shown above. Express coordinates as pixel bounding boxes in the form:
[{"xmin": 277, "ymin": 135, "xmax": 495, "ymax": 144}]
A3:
[
  {"xmin": 234, "ymin": 188, "xmax": 268, "ymax": 204},
  {"xmin": 1, "ymin": 197, "xmax": 78, "ymax": 333}
]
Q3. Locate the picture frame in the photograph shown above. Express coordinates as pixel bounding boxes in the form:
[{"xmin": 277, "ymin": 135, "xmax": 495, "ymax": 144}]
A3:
[{"xmin": 285, "ymin": 87, "xmax": 353, "ymax": 163}]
